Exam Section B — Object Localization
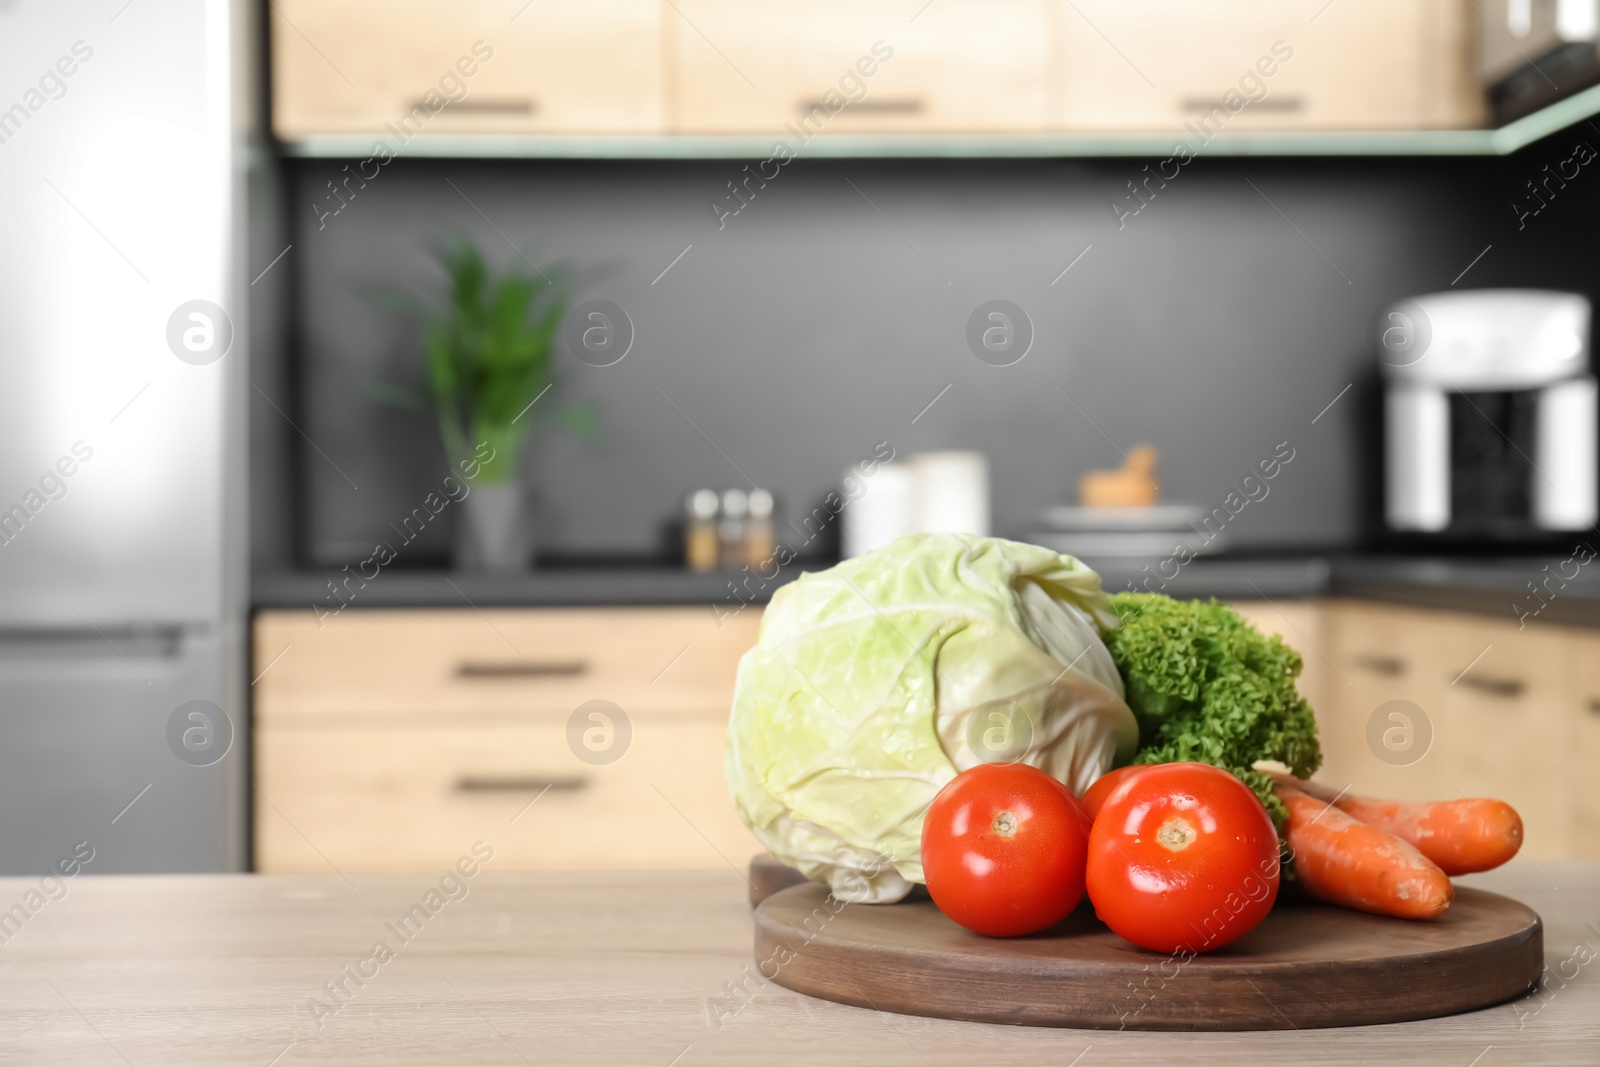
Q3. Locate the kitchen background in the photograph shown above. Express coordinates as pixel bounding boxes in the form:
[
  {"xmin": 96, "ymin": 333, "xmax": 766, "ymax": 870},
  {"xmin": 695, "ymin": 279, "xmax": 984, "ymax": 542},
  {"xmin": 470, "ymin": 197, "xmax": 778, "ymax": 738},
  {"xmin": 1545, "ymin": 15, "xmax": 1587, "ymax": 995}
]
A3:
[
  {"xmin": 6, "ymin": 0, "xmax": 1600, "ymax": 882},
  {"xmin": 268, "ymin": 150, "xmax": 1600, "ymax": 567}
]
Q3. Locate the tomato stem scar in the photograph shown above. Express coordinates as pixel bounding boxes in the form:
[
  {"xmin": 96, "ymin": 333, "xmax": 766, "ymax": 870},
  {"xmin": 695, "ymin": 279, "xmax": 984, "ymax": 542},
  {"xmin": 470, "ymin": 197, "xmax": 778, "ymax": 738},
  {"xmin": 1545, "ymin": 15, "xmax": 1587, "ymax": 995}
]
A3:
[
  {"xmin": 992, "ymin": 810, "xmax": 1019, "ymax": 837},
  {"xmin": 1157, "ymin": 816, "xmax": 1196, "ymax": 851}
]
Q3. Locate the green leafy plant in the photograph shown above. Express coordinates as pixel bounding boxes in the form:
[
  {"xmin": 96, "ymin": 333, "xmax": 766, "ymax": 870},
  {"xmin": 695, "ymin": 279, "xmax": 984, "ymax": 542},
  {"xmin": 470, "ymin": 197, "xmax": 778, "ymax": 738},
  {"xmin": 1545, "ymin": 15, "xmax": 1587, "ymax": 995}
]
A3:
[{"xmin": 373, "ymin": 240, "xmax": 595, "ymax": 483}]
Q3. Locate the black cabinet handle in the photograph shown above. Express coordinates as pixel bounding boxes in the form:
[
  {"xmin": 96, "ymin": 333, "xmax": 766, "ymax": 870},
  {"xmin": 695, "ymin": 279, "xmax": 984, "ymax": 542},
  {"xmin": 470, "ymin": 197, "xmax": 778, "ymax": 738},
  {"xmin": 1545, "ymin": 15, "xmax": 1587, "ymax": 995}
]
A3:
[
  {"xmin": 455, "ymin": 775, "xmax": 587, "ymax": 793},
  {"xmin": 456, "ymin": 659, "xmax": 587, "ymax": 679},
  {"xmin": 1352, "ymin": 654, "xmax": 1406, "ymax": 676},
  {"xmin": 421, "ymin": 97, "xmax": 538, "ymax": 115},
  {"xmin": 801, "ymin": 98, "xmax": 924, "ymax": 115},
  {"xmin": 1457, "ymin": 675, "xmax": 1525, "ymax": 699}
]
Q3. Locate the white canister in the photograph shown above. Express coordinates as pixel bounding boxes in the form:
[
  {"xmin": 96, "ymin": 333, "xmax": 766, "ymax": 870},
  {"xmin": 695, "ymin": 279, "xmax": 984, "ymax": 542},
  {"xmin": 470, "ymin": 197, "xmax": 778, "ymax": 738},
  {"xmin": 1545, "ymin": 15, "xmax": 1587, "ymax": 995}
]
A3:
[
  {"xmin": 913, "ymin": 451, "xmax": 990, "ymax": 538},
  {"xmin": 841, "ymin": 461, "xmax": 917, "ymax": 558}
]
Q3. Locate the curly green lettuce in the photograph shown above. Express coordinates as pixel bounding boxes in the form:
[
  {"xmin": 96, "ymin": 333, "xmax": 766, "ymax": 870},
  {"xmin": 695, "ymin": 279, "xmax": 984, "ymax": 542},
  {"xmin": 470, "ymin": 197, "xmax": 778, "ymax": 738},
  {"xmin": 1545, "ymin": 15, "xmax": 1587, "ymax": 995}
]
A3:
[{"xmin": 1103, "ymin": 593, "xmax": 1321, "ymax": 826}]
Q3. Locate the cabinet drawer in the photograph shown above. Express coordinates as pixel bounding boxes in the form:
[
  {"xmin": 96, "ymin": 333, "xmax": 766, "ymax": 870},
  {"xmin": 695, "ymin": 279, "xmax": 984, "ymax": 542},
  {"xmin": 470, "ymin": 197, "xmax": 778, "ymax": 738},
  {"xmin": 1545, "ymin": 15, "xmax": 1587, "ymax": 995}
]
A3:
[
  {"xmin": 253, "ymin": 607, "xmax": 761, "ymax": 723},
  {"xmin": 1423, "ymin": 612, "xmax": 1573, "ymax": 859},
  {"xmin": 1568, "ymin": 638, "xmax": 1600, "ymax": 858},
  {"xmin": 270, "ymin": 0, "xmax": 664, "ymax": 138},
  {"xmin": 1057, "ymin": 0, "xmax": 1479, "ymax": 132},
  {"xmin": 670, "ymin": 0, "xmax": 1062, "ymax": 134},
  {"xmin": 255, "ymin": 717, "xmax": 758, "ymax": 871},
  {"xmin": 1322, "ymin": 600, "xmax": 1574, "ymax": 859},
  {"xmin": 1321, "ymin": 600, "xmax": 1453, "ymax": 803}
]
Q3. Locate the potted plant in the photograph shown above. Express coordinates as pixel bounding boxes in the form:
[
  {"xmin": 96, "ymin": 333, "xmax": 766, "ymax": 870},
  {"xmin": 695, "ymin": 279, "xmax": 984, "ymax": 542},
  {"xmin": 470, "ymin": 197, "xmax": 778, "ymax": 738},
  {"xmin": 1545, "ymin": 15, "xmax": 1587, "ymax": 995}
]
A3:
[{"xmin": 377, "ymin": 240, "xmax": 591, "ymax": 571}]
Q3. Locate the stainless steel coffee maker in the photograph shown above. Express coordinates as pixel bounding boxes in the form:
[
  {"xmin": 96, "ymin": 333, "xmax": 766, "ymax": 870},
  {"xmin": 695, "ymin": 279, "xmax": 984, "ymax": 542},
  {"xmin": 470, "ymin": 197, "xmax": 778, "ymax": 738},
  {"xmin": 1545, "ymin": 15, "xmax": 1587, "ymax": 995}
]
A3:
[{"xmin": 1381, "ymin": 289, "xmax": 1596, "ymax": 539}]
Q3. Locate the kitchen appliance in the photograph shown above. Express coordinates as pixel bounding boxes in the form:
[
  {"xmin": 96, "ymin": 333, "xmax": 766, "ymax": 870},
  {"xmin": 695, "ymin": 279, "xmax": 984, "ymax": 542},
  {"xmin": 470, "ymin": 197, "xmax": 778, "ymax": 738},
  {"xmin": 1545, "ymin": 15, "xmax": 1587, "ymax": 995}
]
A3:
[
  {"xmin": 0, "ymin": 1, "xmax": 249, "ymax": 872},
  {"xmin": 1381, "ymin": 290, "xmax": 1596, "ymax": 540},
  {"xmin": 1478, "ymin": 0, "xmax": 1600, "ymax": 122}
]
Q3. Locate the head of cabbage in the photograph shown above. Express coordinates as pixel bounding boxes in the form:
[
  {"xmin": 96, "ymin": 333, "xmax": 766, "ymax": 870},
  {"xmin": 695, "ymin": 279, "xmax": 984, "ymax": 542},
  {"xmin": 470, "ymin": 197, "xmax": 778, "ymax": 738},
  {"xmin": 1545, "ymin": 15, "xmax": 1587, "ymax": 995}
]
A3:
[{"xmin": 724, "ymin": 533, "xmax": 1137, "ymax": 903}]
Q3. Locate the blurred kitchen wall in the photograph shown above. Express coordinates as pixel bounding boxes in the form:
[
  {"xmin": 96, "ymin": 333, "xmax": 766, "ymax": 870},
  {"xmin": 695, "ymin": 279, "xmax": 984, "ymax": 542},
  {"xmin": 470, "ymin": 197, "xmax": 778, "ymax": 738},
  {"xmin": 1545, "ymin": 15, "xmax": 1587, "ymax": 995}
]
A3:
[{"xmin": 280, "ymin": 147, "xmax": 1598, "ymax": 564}]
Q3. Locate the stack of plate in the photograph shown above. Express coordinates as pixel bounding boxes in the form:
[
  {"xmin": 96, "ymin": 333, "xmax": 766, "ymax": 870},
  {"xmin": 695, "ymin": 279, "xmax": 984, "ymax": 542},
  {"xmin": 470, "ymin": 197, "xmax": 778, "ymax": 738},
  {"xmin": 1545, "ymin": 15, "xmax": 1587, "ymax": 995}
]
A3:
[{"xmin": 1026, "ymin": 504, "xmax": 1228, "ymax": 560}]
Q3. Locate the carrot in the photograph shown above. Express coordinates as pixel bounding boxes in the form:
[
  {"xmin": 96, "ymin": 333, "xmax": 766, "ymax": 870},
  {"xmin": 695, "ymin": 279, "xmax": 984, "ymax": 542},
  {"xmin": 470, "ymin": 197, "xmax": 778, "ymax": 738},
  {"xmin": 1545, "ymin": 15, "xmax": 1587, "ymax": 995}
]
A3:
[
  {"xmin": 1271, "ymin": 774, "xmax": 1522, "ymax": 876},
  {"xmin": 1275, "ymin": 783, "xmax": 1454, "ymax": 920}
]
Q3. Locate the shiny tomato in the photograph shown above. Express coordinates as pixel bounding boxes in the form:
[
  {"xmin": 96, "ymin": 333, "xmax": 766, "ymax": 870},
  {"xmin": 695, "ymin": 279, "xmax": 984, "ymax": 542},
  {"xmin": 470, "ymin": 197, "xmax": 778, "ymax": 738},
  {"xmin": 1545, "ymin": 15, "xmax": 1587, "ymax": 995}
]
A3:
[
  {"xmin": 1086, "ymin": 762, "xmax": 1280, "ymax": 954},
  {"xmin": 921, "ymin": 763, "xmax": 1090, "ymax": 937},
  {"xmin": 1077, "ymin": 765, "xmax": 1149, "ymax": 823}
]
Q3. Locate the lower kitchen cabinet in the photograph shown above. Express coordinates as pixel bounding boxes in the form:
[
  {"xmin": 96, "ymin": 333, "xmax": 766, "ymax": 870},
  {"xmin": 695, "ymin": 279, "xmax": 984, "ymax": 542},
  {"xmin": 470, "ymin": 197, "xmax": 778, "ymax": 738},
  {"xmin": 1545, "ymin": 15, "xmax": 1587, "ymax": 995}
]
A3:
[
  {"xmin": 252, "ymin": 606, "xmax": 763, "ymax": 872},
  {"xmin": 255, "ymin": 718, "xmax": 754, "ymax": 872},
  {"xmin": 1568, "ymin": 655, "xmax": 1600, "ymax": 858},
  {"xmin": 1218, "ymin": 598, "xmax": 1584, "ymax": 861},
  {"xmin": 1318, "ymin": 599, "xmax": 1581, "ymax": 861},
  {"xmin": 253, "ymin": 595, "xmax": 1597, "ymax": 871}
]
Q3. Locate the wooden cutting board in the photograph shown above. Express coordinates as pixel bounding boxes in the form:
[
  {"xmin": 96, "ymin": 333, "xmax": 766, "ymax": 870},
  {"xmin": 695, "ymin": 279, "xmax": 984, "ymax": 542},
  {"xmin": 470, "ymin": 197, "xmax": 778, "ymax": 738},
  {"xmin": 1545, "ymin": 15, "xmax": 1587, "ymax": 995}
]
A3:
[{"xmin": 749, "ymin": 859, "xmax": 1543, "ymax": 1031}]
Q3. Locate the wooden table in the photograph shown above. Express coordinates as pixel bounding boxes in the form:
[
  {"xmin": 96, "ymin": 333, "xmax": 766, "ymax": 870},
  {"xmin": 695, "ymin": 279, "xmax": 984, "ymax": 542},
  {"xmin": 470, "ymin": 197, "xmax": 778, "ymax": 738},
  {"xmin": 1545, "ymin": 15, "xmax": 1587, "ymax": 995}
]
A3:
[{"xmin": 1, "ymin": 862, "xmax": 1595, "ymax": 1065}]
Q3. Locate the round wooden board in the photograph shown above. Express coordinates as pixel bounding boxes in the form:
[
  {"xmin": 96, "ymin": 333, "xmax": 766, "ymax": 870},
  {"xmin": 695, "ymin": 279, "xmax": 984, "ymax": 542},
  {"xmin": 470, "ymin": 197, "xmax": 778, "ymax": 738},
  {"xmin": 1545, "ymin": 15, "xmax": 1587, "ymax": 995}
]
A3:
[{"xmin": 754, "ymin": 881, "xmax": 1542, "ymax": 1031}]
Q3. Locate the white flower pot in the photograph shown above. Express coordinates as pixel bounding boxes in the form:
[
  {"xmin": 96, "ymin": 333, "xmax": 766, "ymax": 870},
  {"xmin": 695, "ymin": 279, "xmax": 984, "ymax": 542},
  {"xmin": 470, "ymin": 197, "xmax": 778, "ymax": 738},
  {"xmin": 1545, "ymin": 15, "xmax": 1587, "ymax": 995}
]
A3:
[{"xmin": 455, "ymin": 482, "xmax": 531, "ymax": 571}]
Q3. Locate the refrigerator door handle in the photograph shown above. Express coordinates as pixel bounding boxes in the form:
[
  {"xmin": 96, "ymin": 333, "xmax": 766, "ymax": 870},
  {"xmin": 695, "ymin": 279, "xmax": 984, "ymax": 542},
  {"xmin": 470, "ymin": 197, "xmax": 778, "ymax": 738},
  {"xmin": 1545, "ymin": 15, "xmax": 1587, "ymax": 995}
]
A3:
[{"xmin": 0, "ymin": 626, "xmax": 186, "ymax": 661}]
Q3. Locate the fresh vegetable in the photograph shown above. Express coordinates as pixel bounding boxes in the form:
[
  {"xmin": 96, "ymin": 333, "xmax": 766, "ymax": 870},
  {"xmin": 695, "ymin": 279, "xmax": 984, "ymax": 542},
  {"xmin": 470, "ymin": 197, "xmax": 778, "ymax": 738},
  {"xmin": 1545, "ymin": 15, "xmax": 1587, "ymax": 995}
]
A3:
[
  {"xmin": 921, "ymin": 763, "xmax": 1091, "ymax": 937},
  {"xmin": 1275, "ymin": 783, "xmax": 1454, "ymax": 919},
  {"xmin": 1077, "ymin": 764, "xmax": 1146, "ymax": 823},
  {"xmin": 1270, "ymin": 774, "xmax": 1522, "ymax": 876},
  {"xmin": 726, "ymin": 533, "xmax": 1138, "ymax": 903},
  {"xmin": 1086, "ymin": 762, "xmax": 1280, "ymax": 954},
  {"xmin": 1103, "ymin": 594, "xmax": 1322, "ymax": 825}
]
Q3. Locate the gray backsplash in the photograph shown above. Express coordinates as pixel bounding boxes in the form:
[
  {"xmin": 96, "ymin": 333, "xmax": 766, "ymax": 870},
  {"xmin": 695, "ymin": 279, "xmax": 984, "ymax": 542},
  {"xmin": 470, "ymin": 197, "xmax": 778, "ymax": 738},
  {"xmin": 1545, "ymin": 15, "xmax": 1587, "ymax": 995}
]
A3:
[{"xmin": 284, "ymin": 147, "xmax": 1589, "ymax": 566}]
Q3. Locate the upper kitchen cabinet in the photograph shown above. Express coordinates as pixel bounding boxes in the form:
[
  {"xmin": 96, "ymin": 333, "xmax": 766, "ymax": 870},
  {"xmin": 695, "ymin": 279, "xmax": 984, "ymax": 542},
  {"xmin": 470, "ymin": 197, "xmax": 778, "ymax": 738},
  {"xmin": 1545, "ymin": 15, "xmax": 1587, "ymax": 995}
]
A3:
[
  {"xmin": 269, "ymin": 0, "xmax": 1600, "ymax": 155},
  {"xmin": 1058, "ymin": 0, "xmax": 1482, "ymax": 132},
  {"xmin": 668, "ymin": 0, "xmax": 1063, "ymax": 134},
  {"xmin": 269, "ymin": 0, "xmax": 665, "ymax": 139}
]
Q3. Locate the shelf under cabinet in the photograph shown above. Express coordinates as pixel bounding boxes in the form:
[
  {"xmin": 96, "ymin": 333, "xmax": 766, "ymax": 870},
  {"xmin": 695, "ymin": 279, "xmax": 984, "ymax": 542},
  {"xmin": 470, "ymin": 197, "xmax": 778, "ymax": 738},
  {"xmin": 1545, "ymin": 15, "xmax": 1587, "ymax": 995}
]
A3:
[{"xmin": 276, "ymin": 82, "xmax": 1600, "ymax": 159}]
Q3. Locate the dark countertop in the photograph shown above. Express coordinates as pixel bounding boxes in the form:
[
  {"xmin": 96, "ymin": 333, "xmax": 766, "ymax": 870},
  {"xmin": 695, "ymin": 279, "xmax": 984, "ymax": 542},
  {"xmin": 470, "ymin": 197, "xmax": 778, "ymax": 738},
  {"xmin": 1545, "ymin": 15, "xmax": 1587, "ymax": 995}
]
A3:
[
  {"xmin": 252, "ymin": 560, "xmax": 816, "ymax": 613},
  {"xmin": 253, "ymin": 551, "xmax": 1600, "ymax": 627}
]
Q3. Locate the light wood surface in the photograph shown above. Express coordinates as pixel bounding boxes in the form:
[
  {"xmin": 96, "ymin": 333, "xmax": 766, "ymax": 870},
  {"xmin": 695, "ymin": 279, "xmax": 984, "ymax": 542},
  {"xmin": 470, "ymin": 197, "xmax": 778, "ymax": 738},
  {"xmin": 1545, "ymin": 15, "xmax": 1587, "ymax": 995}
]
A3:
[
  {"xmin": 268, "ymin": 0, "xmax": 1482, "ymax": 140},
  {"xmin": 757, "ymin": 881, "xmax": 1542, "ymax": 1030},
  {"xmin": 1570, "ymin": 653, "xmax": 1600, "ymax": 858},
  {"xmin": 670, "ymin": 0, "xmax": 1063, "ymax": 134},
  {"xmin": 0, "ymin": 865, "xmax": 1593, "ymax": 1064},
  {"xmin": 270, "ymin": 0, "xmax": 664, "ymax": 138},
  {"xmin": 254, "ymin": 607, "xmax": 760, "ymax": 721},
  {"xmin": 1316, "ymin": 599, "xmax": 1582, "ymax": 859},
  {"xmin": 1057, "ymin": 0, "xmax": 1481, "ymax": 132},
  {"xmin": 255, "ymin": 718, "xmax": 761, "ymax": 871}
]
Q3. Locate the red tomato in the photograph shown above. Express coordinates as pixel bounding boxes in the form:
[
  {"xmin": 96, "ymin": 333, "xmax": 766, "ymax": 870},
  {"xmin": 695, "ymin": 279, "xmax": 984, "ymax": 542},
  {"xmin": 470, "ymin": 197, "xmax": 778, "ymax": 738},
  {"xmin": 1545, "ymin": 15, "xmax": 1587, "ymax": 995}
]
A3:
[
  {"xmin": 921, "ymin": 763, "xmax": 1090, "ymax": 937},
  {"xmin": 1078, "ymin": 764, "xmax": 1149, "ymax": 823},
  {"xmin": 1085, "ymin": 762, "xmax": 1280, "ymax": 954}
]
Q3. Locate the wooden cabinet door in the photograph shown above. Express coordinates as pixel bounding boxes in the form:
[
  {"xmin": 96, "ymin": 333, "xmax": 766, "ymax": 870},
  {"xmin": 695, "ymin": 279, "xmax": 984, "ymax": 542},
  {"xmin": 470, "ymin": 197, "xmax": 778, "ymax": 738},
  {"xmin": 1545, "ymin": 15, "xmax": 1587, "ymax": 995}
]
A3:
[
  {"xmin": 670, "ymin": 0, "xmax": 1063, "ymax": 133},
  {"xmin": 254, "ymin": 607, "xmax": 761, "ymax": 723},
  {"xmin": 256, "ymin": 717, "xmax": 760, "ymax": 872},
  {"xmin": 253, "ymin": 607, "xmax": 762, "ymax": 872},
  {"xmin": 271, "ymin": 0, "xmax": 664, "ymax": 138},
  {"xmin": 1422, "ymin": 613, "xmax": 1574, "ymax": 860},
  {"xmin": 1057, "ymin": 0, "xmax": 1479, "ymax": 132},
  {"xmin": 1321, "ymin": 601, "xmax": 1574, "ymax": 859},
  {"xmin": 1565, "ymin": 633, "xmax": 1600, "ymax": 858},
  {"xmin": 1319, "ymin": 600, "xmax": 1454, "ymax": 802}
]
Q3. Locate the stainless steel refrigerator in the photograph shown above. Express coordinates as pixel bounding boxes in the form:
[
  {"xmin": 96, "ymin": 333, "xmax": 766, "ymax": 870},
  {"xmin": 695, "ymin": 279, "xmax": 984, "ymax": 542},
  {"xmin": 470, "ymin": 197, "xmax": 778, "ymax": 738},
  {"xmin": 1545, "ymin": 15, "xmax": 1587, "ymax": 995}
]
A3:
[{"xmin": 0, "ymin": 0, "xmax": 249, "ymax": 872}]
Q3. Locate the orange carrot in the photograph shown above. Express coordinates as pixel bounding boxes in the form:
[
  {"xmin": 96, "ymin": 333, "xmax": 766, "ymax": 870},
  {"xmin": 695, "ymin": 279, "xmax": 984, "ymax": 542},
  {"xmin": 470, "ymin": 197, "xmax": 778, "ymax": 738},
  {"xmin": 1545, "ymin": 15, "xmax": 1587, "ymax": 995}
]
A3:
[
  {"xmin": 1272, "ymin": 774, "xmax": 1522, "ymax": 876},
  {"xmin": 1275, "ymin": 783, "xmax": 1454, "ymax": 920}
]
